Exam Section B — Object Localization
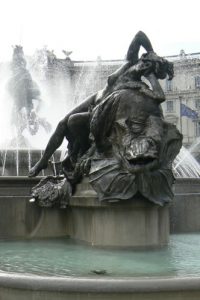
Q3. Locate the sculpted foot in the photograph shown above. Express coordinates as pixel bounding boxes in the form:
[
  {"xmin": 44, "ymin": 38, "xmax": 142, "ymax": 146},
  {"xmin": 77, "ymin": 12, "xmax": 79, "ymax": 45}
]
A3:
[{"xmin": 29, "ymin": 160, "xmax": 48, "ymax": 177}]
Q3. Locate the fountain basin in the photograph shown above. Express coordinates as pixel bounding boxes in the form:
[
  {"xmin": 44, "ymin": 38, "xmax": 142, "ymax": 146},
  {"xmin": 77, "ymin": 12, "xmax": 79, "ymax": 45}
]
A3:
[
  {"xmin": 0, "ymin": 177, "xmax": 199, "ymax": 299},
  {"xmin": 0, "ymin": 177, "xmax": 199, "ymax": 239},
  {"xmin": 0, "ymin": 274, "xmax": 199, "ymax": 300},
  {"xmin": 0, "ymin": 176, "xmax": 68, "ymax": 238}
]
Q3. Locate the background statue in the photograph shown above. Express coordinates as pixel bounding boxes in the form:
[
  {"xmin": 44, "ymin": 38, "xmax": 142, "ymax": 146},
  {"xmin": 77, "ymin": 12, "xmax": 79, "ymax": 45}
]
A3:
[
  {"xmin": 30, "ymin": 32, "xmax": 182, "ymax": 207},
  {"xmin": 7, "ymin": 45, "xmax": 51, "ymax": 145}
]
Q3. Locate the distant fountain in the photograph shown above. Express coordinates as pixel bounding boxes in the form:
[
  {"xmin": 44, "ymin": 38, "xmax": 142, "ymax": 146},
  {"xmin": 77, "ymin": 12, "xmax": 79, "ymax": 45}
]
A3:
[
  {"xmin": 0, "ymin": 47, "xmax": 107, "ymax": 176},
  {"xmin": 173, "ymin": 147, "xmax": 200, "ymax": 178},
  {"xmin": 0, "ymin": 46, "xmax": 74, "ymax": 176},
  {"xmin": 32, "ymin": 48, "xmax": 75, "ymax": 108},
  {"xmin": 6, "ymin": 45, "xmax": 52, "ymax": 148}
]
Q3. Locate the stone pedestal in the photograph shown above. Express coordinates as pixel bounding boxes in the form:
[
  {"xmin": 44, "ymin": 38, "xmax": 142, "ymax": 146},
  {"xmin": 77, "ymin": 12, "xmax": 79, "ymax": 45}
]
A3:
[{"xmin": 68, "ymin": 179, "xmax": 169, "ymax": 248}]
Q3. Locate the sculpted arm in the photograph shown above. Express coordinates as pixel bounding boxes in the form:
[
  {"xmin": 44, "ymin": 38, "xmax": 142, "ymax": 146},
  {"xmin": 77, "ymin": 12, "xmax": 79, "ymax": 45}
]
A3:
[{"xmin": 144, "ymin": 73, "xmax": 165, "ymax": 103}]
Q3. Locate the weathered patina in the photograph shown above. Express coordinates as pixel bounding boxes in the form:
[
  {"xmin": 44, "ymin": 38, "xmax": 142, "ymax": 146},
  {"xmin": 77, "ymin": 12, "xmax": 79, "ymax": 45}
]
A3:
[{"xmin": 30, "ymin": 31, "xmax": 182, "ymax": 207}]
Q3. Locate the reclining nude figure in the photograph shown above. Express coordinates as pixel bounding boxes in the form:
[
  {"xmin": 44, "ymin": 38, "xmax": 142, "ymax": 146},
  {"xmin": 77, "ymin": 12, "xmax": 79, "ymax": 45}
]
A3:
[{"xmin": 29, "ymin": 31, "xmax": 173, "ymax": 178}]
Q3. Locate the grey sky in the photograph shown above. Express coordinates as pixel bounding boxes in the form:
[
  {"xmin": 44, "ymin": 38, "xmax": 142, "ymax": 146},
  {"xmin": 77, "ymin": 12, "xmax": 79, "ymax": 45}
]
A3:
[{"xmin": 0, "ymin": 0, "xmax": 200, "ymax": 61}]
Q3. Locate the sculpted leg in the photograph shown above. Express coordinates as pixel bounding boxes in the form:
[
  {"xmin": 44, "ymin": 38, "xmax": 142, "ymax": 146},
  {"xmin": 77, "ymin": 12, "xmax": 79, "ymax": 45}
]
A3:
[
  {"xmin": 29, "ymin": 94, "xmax": 97, "ymax": 177},
  {"xmin": 67, "ymin": 112, "xmax": 91, "ymax": 158},
  {"xmin": 29, "ymin": 119, "xmax": 68, "ymax": 177}
]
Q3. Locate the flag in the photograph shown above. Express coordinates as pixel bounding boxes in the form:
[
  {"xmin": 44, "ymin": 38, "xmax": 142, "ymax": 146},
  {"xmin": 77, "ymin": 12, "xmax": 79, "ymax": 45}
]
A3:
[{"xmin": 180, "ymin": 103, "xmax": 198, "ymax": 120}]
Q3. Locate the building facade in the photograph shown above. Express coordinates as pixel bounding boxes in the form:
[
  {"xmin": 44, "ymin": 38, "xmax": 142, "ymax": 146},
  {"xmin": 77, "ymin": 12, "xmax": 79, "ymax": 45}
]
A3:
[
  {"xmin": 34, "ymin": 50, "xmax": 200, "ymax": 152},
  {"xmin": 161, "ymin": 52, "xmax": 200, "ymax": 150}
]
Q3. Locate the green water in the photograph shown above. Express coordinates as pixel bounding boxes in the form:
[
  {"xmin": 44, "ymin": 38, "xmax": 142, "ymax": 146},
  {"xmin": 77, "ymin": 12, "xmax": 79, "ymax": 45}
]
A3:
[{"xmin": 0, "ymin": 234, "xmax": 199, "ymax": 278}]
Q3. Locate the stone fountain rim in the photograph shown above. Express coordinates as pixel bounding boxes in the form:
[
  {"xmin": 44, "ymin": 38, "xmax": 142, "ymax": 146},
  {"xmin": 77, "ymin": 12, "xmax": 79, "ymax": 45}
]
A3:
[{"xmin": 0, "ymin": 273, "xmax": 200, "ymax": 293}]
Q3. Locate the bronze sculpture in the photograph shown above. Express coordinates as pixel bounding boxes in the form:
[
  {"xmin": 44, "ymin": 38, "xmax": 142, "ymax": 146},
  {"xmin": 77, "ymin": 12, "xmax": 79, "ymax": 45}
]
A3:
[{"xmin": 30, "ymin": 31, "xmax": 182, "ymax": 207}]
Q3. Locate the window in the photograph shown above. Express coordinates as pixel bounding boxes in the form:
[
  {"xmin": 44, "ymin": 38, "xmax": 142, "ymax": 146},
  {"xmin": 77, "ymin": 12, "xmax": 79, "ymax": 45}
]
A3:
[
  {"xmin": 166, "ymin": 100, "xmax": 174, "ymax": 113},
  {"xmin": 196, "ymin": 122, "xmax": 200, "ymax": 137},
  {"xmin": 166, "ymin": 79, "xmax": 173, "ymax": 92},
  {"xmin": 195, "ymin": 99, "xmax": 200, "ymax": 110},
  {"xmin": 195, "ymin": 76, "xmax": 200, "ymax": 89}
]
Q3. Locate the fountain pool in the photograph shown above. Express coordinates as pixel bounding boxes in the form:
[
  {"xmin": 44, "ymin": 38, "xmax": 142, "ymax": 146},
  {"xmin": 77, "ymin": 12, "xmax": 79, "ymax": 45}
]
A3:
[
  {"xmin": 0, "ymin": 234, "xmax": 199, "ymax": 278},
  {"xmin": 0, "ymin": 235, "xmax": 199, "ymax": 300}
]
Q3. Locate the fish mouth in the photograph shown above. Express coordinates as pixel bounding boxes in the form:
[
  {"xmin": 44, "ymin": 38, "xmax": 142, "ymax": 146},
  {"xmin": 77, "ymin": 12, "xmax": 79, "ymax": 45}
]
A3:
[
  {"xmin": 127, "ymin": 156, "xmax": 156, "ymax": 166},
  {"xmin": 124, "ymin": 155, "xmax": 158, "ymax": 173},
  {"xmin": 123, "ymin": 138, "xmax": 159, "ymax": 173}
]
